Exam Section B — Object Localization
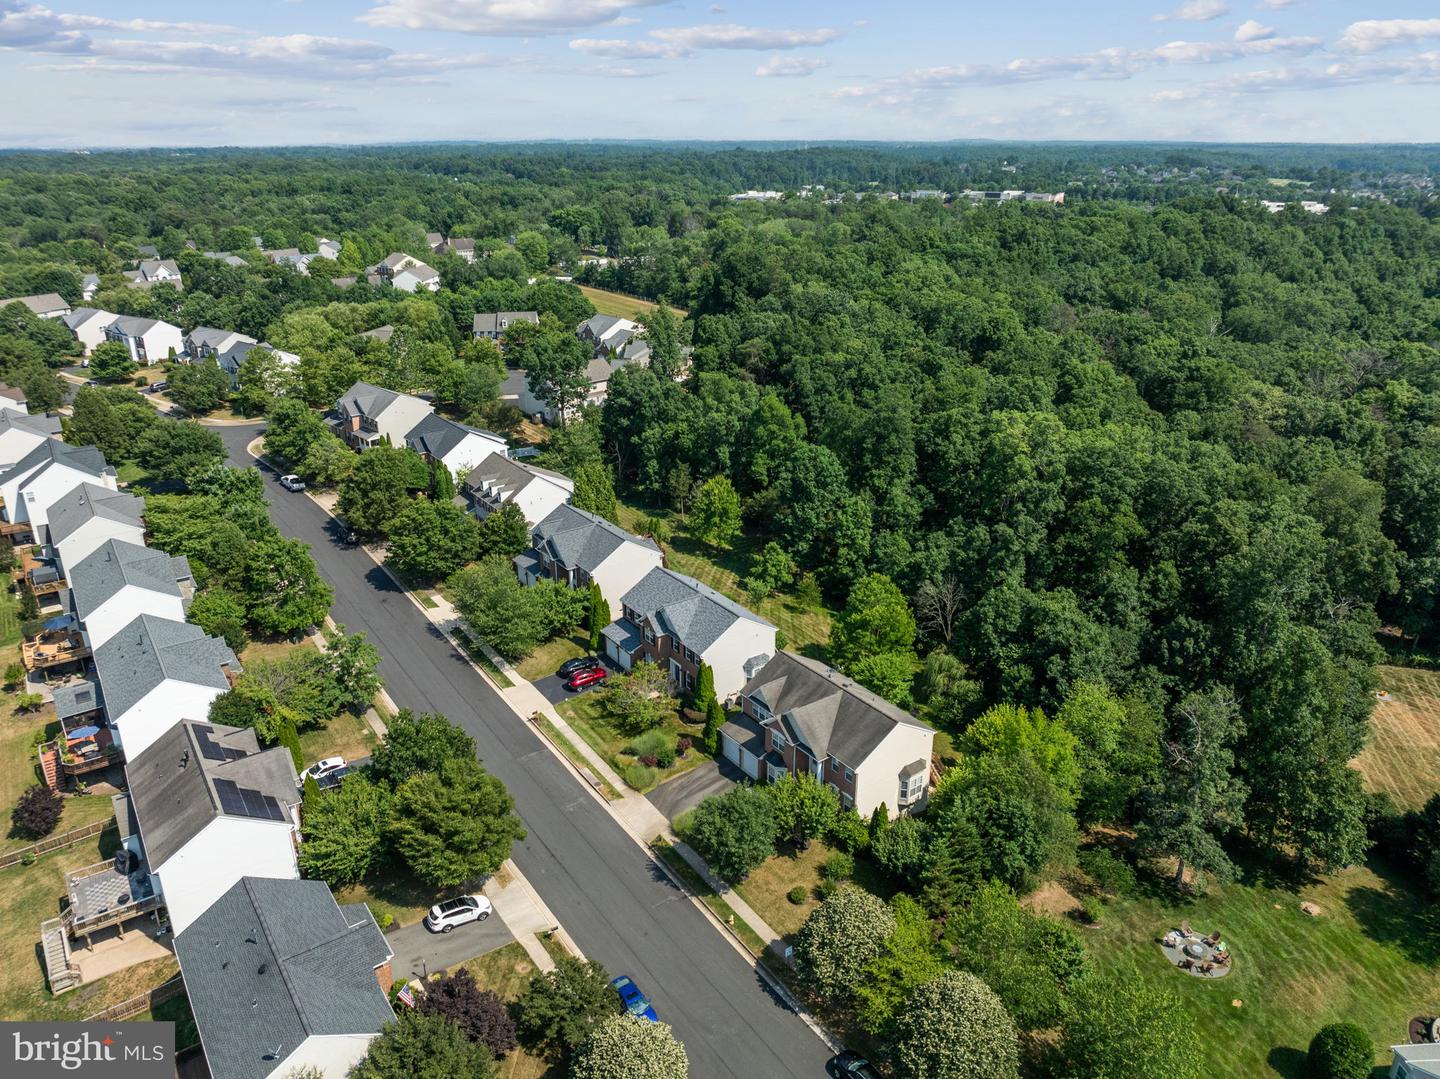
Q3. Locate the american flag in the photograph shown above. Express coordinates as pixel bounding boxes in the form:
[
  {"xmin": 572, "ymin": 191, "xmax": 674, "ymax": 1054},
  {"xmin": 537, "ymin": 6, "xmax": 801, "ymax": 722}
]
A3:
[{"xmin": 397, "ymin": 984, "xmax": 415, "ymax": 1008}]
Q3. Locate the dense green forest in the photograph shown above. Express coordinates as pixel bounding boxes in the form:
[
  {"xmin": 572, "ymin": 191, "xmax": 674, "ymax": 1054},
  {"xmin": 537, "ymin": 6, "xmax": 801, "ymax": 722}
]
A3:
[{"xmin": 2, "ymin": 143, "xmax": 1439, "ymax": 887}]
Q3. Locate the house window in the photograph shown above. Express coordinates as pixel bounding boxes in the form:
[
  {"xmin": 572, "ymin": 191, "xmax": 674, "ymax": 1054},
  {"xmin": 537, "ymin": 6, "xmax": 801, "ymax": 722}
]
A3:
[
  {"xmin": 827, "ymin": 782, "xmax": 839, "ymax": 796},
  {"xmin": 831, "ymin": 759, "xmax": 841, "ymax": 773},
  {"xmin": 684, "ymin": 672, "xmax": 694, "ymax": 691},
  {"xmin": 644, "ymin": 628, "xmax": 656, "ymax": 645},
  {"xmin": 684, "ymin": 647, "xmax": 697, "ymax": 664},
  {"xmin": 841, "ymin": 792, "xmax": 854, "ymax": 810},
  {"xmin": 844, "ymin": 769, "xmax": 854, "ymax": 783},
  {"xmin": 750, "ymin": 699, "xmax": 771, "ymax": 721},
  {"xmin": 771, "ymin": 731, "xmax": 787, "ymax": 752}
]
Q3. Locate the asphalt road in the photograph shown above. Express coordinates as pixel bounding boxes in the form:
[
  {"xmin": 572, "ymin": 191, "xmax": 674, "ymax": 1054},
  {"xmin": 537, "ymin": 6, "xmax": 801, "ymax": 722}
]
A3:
[{"xmin": 215, "ymin": 424, "xmax": 832, "ymax": 1079}]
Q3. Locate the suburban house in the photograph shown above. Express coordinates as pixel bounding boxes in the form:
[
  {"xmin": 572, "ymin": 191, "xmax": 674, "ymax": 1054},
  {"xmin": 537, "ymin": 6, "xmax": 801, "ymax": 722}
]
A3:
[
  {"xmin": 186, "ymin": 326, "xmax": 257, "ymax": 361},
  {"xmin": 202, "ymin": 252, "xmax": 249, "ymax": 268},
  {"xmin": 216, "ymin": 340, "xmax": 300, "ymax": 386},
  {"xmin": 519, "ymin": 503, "xmax": 663, "ymax": 613},
  {"xmin": 462, "ymin": 451, "xmax": 573, "ymax": 526},
  {"xmin": 0, "ymin": 439, "xmax": 117, "ymax": 533},
  {"xmin": 104, "ymin": 315, "xmax": 185, "ymax": 366},
  {"xmin": 316, "ymin": 237, "xmax": 341, "ymax": 260},
  {"xmin": 440, "ymin": 237, "xmax": 476, "ymax": 262},
  {"xmin": 579, "ymin": 314, "xmax": 640, "ymax": 355},
  {"xmin": 721, "ymin": 651, "xmax": 935, "ymax": 817},
  {"xmin": 579, "ymin": 340, "xmax": 652, "ymax": 412},
  {"xmin": 92, "ymin": 613, "xmax": 239, "ymax": 762},
  {"xmin": 473, "ymin": 311, "xmax": 539, "ymax": 341},
  {"xmin": 404, "ymin": 413, "xmax": 508, "ymax": 477},
  {"xmin": 263, "ymin": 248, "xmax": 315, "ymax": 274},
  {"xmin": 61, "ymin": 307, "xmax": 121, "ymax": 355},
  {"xmin": 81, "ymin": 273, "xmax": 100, "ymax": 301},
  {"xmin": 332, "ymin": 381, "xmax": 434, "ymax": 450},
  {"xmin": 45, "ymin": 483, "xmax": 146, "ymax": 572},
  {"xmin": 69, "ymin": 538, "xmax": 194, "ymax": 649},
  {"xmin": 601, "ymin": 566, "xmax": 776, "ymax": 700},
  {"xmin": 0, "ymin": 410, "xmax": 61, "ymax": 470},
  {"xmin": 391, "ymin": 261, "xmax": 440, "ymax": 293},
  {"xmin": 123, "ymin": 258, "xmax": 183, "ymax": 290},
  {"xmin": 359, "ymin": 324, "xmax": 394, "ymax": 344},
  {"xmin": 1392, "ymin": 1042, "xmax": 1440, "ymax": 1079},
  {"xmin": 129, "ymin": 723, "xmax": 300, "ymax": 935},
  {"xmin": 0, "ymin": 381, "xmax": 25, "ymax": 412},
  {"xmin": 0, "ymin": 292, "xmax": 71, "ymax": 319},
  {"xmin": 177, "ymin": 877, "xmax": 394, "ymax": 1079},
  {"xmin": 371, "ymin": 252, "xmax": 428, "ymax": 282},
  {"xmin": 500, "ymin": 368, "xmax": 547, "ymax": 420}
]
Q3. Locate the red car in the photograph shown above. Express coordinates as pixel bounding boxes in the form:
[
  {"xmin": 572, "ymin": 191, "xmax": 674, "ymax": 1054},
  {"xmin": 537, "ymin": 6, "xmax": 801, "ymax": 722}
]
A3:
[{"xmin": 566, "ymin": 666, "xmax": 608, "ymax": 691}]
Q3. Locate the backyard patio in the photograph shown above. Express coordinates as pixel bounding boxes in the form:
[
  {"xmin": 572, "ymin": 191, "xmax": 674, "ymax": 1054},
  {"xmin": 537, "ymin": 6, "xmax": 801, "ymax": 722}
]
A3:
[{"xmin": 1160, "ymin": 922, "xmax": 1234, "ymax": 979}]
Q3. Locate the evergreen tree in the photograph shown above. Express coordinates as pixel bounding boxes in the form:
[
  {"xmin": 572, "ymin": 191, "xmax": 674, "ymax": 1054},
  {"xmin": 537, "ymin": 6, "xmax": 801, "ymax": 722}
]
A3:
[
  {"xmin": 588, "ymin": 582, "xmax": 611, "ymax": 653},
  {"xmin": 702, "ymin": 697, "xmax": 725, "ymax": 755},
  {"xmin": 922, "ymin": 816, "xmax": 984, "ymax": 916},
  {"xmin": 18, "ymin": 581, "xmax": 39, "ymax": 622},
  {"xmin": 868, "ymin": 803, "xmax": 889, "ymax": 844},
  {"xmin": 572, "ymin": 463, "xmax": 619, "ymax": 523},
  {"xmin": 431, "ymin": 462, "xmax": 457, "ymax": 502},
  {"xmin": 693, "ymin": 662, "xmax": 716, "ymax": 714},
  {"xmin": 278, "ymin": 713, "xmax": 304, "ymax": 772}
]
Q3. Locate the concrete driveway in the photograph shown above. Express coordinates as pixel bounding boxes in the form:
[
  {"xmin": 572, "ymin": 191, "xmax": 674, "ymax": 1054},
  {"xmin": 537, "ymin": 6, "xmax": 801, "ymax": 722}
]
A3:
[
  {"xmin": 387, "ymin": 909, "xmax": 515, "ymax": 982},
  {"xmin": 647, "ymin": 759, "xmax": 744, "ymax": 822}
]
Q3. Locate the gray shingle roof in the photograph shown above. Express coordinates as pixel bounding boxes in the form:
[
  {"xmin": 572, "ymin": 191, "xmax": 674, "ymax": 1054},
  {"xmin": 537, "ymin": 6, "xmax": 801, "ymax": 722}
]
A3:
[
  {"xmin": 720, "ymin": 711, "xmax": 766, "ymax": 756},
  {"xmin": 473, "ymin": 311, "xmax": 539, "ymax": 335},
  {"xmin": 360, "ymin": 324, "xmax": 394, "ymax": 342},
  {"xmin": 533, "ymin": 503, "xmax": 659, "ymax": 575},
  {"xmin": 742, "ymin": 651, "xmax": 932, "ymax": 768},
  {"xmin": 187, "ymin": 327, "xmax": 254, "ymax": 353},
  {"xmin": 463, "ymin": 451, "xmax": 571, "ymax": 501},
  {"xmin": 379, "ymin": 251, "xmax": 414, "ymax": 271},
  {"xmin": 137, "ymin": 258, "xmax": 180, "ymax": 279},
  {"xmin": 580, "ymin": 314, "xmax": 625, "ymax": 338},
  {"xmin": 335, "ymin": 380, "xmax": 417, "ymax": 421},
  {"xmin": 3, "ymin": 438, "xmax": 112, "ymax": 486},
  {"xmin": 46, "ymin": 483, "xmax": 143, "ymax": 546},
  {"xmin": 109, "ymin": 314, "xmax": 163, "ymax": 337},
  {"xmin": 621, "ymin": 566, "xmax": 772, "ymax": 655},
  {"xmin": 69, "ymin": 538, "xmax": 191, "ymax": 620},
  {"xmin": 177, "ymin": 877, "xmax": 393, "ymax": 1079},
  {"xmin": 0, "ymin": 293, "xmax": 69, "ymax": 316},
  {"xmin": 53, "ymin": 677, "xmax": 104, "ymax": 721},
  {"xmin": 128, "ymin": 720, "xmax": 297, "ymax": 867},
  {"xmin": 61, "ymin": 307, "xmax": 116, "ymax": 331},
  {"xmin": 0, "ymin": 407, "xmax": 61, "ymax": 441},
  {"xmin": 404, "ymin": 413, "xmax": 504, "ymax": 462},
  {"xmin": 93, "ymin": 613, "xmax": 237, "ymax": 721}
]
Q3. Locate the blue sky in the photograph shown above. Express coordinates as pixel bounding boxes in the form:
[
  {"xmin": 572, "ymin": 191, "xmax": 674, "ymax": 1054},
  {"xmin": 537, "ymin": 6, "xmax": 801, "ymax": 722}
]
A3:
[{"xmin": 3, "ymin": 0, "xmax": 1440, "ymax": 146}]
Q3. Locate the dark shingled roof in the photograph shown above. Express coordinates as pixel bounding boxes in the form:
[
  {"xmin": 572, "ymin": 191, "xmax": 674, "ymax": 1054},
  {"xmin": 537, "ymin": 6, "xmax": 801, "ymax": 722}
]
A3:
[
  {"xmin": 68, "ymin": 538, "xmax": 191, "ymax": 621},
  {"xmin": 0, "ymin": 407, "xmax": 61, "ymax": 442},
  {"xmin": 403, "ymin": 412, "xmax": 504, "ymax": 462},
  {"xmin": 742, "ymin": 651, "xmax": 932, "ymax": 769},
  {"xmin": 2, "ymin": 438, "xmax": 112, "ymax": 487},
  {"xmin": 128, "ymin": 720, "xmax": 297, "ymax": 867},
  {"xmin": 177, "ymin": 877, "xmax": 394, "ymax": 1079},
  {"xmin": 464, "ymin": 451, "xmax": 571, "ymax": 504},
  {"xmin": 46, "ymin": 482, "xmax": 144, "ymax": 547},
  {"xmin": 93, "ymin": 613, "xmax": 237, "ymax": 721},
  {"xmin": 335, "ymin": 380, "xmax": 420, "ymax": 422},
  {"xmin": 532, "ymin": 503, "xmax": 659, "ymax": 574},
  {"xmin": 472, "ymin": 311, "xmax": 538, "ymax": 335},
  {"xmin": 621, "ymin": 566, "xmax": 772, "ymax": 655}
]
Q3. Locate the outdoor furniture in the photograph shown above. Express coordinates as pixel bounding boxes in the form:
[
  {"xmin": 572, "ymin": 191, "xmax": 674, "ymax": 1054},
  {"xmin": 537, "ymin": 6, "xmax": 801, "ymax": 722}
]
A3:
[
  {"xmin": 1179, "ymin": 958, "xmax": 1194, "ymax": 971},
  {"xmin": 1206, "ymin": 931, "xmax": 1221, "ymax": 945},
  {"xmin": 1180, "ymin": 920, "xmax": 1193, "ymax": 936}
]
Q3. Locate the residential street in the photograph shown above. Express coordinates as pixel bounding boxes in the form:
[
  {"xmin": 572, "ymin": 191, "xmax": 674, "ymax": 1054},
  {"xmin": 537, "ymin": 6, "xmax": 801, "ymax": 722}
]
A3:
[{"xmin": 214, "ymin": 424, "xmax": 833, "ymax": 1079}]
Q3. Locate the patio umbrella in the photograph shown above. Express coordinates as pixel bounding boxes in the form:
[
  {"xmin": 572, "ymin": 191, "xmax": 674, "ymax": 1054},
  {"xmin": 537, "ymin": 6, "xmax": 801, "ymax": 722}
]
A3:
[
  {"xmin": 42, "ymin": 613, "xmax": 75, "ymax": 632},
  {"xmin": 67, "ymin": 725, "xmax": 100, "ymax": 739}
]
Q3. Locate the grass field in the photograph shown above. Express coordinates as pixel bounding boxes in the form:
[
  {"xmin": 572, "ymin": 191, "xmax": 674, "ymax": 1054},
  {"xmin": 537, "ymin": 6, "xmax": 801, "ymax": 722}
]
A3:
[
  {"xmin": 297, "ymin": 709, "xmax": 377, "ymax": 770},
  {"xmin": 456, "ymin": 941, "xmax": 560, "ymax": 1078},
  {"xmin": 0, "ymin": 580, "xmax": 20, "ymax": 648},
  {"xmin": 555, "ymin": 690, "xmax": 708, "ymax": 792},
  {"xmin": 1356, "ymin": 664, "xmax": 1440, "ymax": 810},
  {"xmin": 576, "ymin": 285, "xmax": 685, "ymax": 322},
  {"xmin": 735, "ymin": 841, "xmax": 894, "ymax": 940},
  {"xmin": 517, "ymin": 634, "xmax": 589, "ymax": 683},
  {"xmin": 615, "ymin": 500, "xmax": 835, "ymax": 657},
  {"xmin": 1086, "ymin": 859, "xmax": 1440, "ymax": 1078}
]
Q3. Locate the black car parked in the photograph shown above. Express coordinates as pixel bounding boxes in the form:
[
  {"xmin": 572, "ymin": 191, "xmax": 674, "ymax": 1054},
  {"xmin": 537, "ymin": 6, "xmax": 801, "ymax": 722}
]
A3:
[
  {"xmin": 557, "ymin": 655, "xmax": 603, "ymax": 679},
  {"xmin": 827, "ymin": 1052, "xmax": 880, "ymax": 1079}
]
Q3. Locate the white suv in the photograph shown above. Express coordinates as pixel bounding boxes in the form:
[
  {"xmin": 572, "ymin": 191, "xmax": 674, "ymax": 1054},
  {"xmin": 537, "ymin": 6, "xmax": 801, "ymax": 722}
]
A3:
[{"xmin": 424, "ymin": 895, "xmax": 493, "ymax": 933}]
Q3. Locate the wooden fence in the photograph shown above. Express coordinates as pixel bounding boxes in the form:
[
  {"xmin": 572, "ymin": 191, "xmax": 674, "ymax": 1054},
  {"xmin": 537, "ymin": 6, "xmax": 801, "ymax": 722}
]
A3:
[
  {"xmin": 83, "ymin": 975, "xmax": 184, "ymax": 1023},
  {"xmin": 0, "ymin": 817, "xmax": 114, "ymax": 870}
]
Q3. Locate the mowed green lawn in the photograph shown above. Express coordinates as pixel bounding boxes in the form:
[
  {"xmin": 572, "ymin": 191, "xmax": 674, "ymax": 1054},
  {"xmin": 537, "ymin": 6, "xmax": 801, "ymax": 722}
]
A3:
[
  {"xmin": 1085, "ymin": 861, "xmax": 1440, "ymax": 1078},
  {"xmin": 615, "ymin": 501, "xmax": 835, "ymax": 658},
  {"xmin": 575, "ymin": 285, "xmax": 685, "ymax": 322}
]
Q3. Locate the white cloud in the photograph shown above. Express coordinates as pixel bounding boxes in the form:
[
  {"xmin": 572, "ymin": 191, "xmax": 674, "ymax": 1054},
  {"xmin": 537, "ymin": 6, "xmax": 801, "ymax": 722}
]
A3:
[
  {"xmin": 1234, "ymin": 19, "xmax": 1273, "ymax": 43},
  {"xmin": 1336, "ymin": 18, "xmax": 1440, "ymax": 54},
  {"xmin": 569, "ymin": 37, "xmax": 682, "ymax": 59},
  {"xmin": 358, "ymin": 0, "xmax": 671, "ymax": 36},
  {"xmin": 1257, "ymin": 0, "xmax": 1292, "ymax": 8},
  {"xmin": 755, "ymin": 55, "xmax": 825, "ymax": 77},
  {"xmin": 647, "ymin": 24, "xmax": 841, "ymax": 50},
  {"xmin": 1154, "ymin": 0, "xmax": 1228, "ymax": 23}
]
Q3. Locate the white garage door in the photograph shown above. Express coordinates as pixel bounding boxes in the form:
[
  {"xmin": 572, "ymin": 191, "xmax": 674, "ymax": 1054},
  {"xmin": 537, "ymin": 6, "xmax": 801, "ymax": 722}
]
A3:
[{"xmin": 721, "ymin": 731, "xmax": 741, "ymax": 767}]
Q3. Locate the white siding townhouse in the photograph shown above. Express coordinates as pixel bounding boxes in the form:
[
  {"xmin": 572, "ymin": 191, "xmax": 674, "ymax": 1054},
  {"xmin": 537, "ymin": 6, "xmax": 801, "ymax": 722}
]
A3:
[
  {"xmin": 105, "ymin": 315, "xmax": 185, "ymax": 366},
  {"xmin": 0, "ymin": 439, "xmax": 117, "ymax": 534},
  {"xmin": 186, "ymin": 326, "xmax": 256, "ymax": 361},
  {"xmin": 473, "ymin": 311, "xmax": 539, "ymax": 342},
  {"xmin": 518, "ymin": 503, "xmax": 663, "ymax": 614},
  {"xmin": 216, "ymin": 340, "xmax": 300, "ymax": 387},
  {"xmin": 92, "ymin": 612, "xmax": 239, "ymax": 762},
  {"xmin": 0, "ymin": 292, "xmax": 71, "ymax": 319},
  {"xmin": 61, "ymin": 307, "xmax": 121, "ymax": 356},
  {"xmin": 68, "ymin": 538, "xmax": 194, "ymax": 650},
  {"xmin": 123, "ymin": 258, "xmax": 183, "ymax": 290},
  {"xmin": 391, "ymin": 261, "xmax": 440, "ymax": 292},
  {"xmin": 176, "ymin": 877, "xmax": 394, "ymax": 1079},
  {"xmin": 602, "ymin": 566, "xmax": 776, "ymax": 700},
  {"xmin": 45, "ymin": 483, "xmax": 146, "ymax": 573},
  {"xmin": 462, "ymin": 451, "xmax": 573, "ymax": 526},
  {"xmin": 722, "ymin": 651, "xmax": 935, "ymax": 818},
  {"xmin": 404, "ymin": 413, "xmax": 508, "ymax": 478},
  {"xmin": 81, "ymin": 274, "xmax": 100, "ymax": 301},
  {"xmin": 332, "ymin": 380, "xmax": 434, "ymax": 450},
  {"xmin": 0, "ymin": 410, "xmax": 62, "ymax": 470},
  {"xmin": 127, "ymin": 721, "xmax": 300, "ymax": 935}
]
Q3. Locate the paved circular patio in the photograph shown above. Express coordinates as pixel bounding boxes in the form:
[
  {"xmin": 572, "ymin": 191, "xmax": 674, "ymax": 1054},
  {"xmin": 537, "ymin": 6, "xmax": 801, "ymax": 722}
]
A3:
[{"xmin": 1159, "ymin": 928, "xmax": 1233, "ymax": 978}]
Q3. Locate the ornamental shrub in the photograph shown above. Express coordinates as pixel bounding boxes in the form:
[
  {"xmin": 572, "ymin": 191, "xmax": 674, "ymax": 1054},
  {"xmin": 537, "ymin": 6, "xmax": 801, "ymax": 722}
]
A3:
[{"xmin": 1307, "ymin": 1022, "xmax": 1374, "ymax": 1079}]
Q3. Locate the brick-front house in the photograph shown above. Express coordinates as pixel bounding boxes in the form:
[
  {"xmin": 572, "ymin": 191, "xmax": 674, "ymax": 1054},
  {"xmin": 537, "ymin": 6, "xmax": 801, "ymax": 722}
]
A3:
[
  {"xmin": 721, "ymin": 651, "xmax": 935, "ymax": 818},
  {"xmin": 331, "ymin": 380, "xmax": 434, "ymax": 450},
  {"xmin": 517, "ymin": 503, "xmax": 663, "ymax": 613},
  {"xmin": 602, "ymin": 566, "xmax": 776, "ymax": 700}
]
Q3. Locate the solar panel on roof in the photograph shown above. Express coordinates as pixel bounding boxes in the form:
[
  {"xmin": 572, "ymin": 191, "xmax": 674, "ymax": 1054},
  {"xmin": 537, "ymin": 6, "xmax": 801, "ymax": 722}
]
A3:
[
  {"xmin": 195, "ymin": 726, "xmax": 247, "ymax": 762},
  {"xmin": 214, "ymin": 778, "xmax": 247, "ymax": 815}
]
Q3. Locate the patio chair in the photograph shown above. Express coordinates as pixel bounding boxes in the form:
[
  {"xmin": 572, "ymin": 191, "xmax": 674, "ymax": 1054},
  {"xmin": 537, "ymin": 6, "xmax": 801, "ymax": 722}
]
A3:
[
  {"xmin": 1206, "ymin": 930, "xmax": 1221, "ymax": 945},
  {"xmin": 1180, "ymin": 919, "xmax": 1193, "ymax": 936}
]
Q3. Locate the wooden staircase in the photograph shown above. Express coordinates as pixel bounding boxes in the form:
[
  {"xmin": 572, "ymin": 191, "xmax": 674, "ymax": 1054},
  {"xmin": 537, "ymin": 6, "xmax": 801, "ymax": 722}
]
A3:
[
  {"xmin": 40, "ymin": 917, "xmax": 79, "ymax": 994},
  {"xmin": 37, "ymin": 742, "xmax": 62, "ymax": 792}
]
